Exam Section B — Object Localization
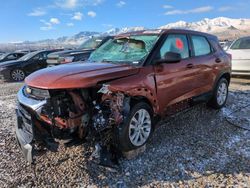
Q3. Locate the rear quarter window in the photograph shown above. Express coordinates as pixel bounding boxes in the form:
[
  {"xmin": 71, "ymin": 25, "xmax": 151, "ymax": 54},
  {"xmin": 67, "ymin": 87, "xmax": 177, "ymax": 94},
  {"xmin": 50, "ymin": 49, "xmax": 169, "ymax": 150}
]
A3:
[
  {"xmin": 191, "ymin": 35, "xmax": 211, "ymax": 56},
  {"xmin": 230, "ymin": 38, "xmax": 250, "ymax": 49}
]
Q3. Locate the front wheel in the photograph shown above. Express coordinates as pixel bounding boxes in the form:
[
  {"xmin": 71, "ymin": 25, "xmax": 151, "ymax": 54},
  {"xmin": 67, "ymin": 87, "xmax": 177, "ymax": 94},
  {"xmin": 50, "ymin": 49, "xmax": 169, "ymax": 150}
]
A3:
[
  {"xmin": 208, "ymin": 78, "xmax": 229, "ymax": 109},
  {"xmin": 118, "ymin": 102, "xmax": 153, "ymax": 152},
  {"xmin": 11, "ymin": 69, "xmax": 25, "ymax": 82}
]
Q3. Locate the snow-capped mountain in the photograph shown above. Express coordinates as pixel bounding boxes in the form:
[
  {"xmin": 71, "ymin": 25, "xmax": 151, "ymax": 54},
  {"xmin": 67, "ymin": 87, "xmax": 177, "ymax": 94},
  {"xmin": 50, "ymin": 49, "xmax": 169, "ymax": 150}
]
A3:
[
  {"xmin": 159, "ymin": 17, "xmax": 250, "ymax": 39},
  {"xmin": 1, "ymin": 17, "xmax": 250, "ymax": 52},
  {"xmin": 103, "ymin": 27, "xmax": 146, "ymax": 35}
]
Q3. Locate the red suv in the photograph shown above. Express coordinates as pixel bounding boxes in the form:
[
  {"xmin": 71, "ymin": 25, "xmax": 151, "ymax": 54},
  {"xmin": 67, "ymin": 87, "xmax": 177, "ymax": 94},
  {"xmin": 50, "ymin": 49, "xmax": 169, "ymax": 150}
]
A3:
[{"xmin": 15, "ymin": 29, "xmax": 231, "ymax": 164}]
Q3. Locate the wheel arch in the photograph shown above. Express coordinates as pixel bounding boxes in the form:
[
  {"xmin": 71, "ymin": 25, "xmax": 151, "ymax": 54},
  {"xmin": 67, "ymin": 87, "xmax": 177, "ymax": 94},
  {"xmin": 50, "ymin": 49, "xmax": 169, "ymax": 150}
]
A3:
[
  {"xmin": 213, "ymin": 71, "xmax": 231, "ymax": 91},
  {"xmin": 129, "ymin": 96, "xmax": 154, "ymax": 111}
]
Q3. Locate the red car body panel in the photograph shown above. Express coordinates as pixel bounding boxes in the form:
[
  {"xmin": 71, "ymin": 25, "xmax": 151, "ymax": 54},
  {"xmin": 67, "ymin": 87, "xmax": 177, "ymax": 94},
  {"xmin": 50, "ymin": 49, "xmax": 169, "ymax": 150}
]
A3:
[{"xmin": 25, "ymin": 62, "xmax": 139, "ymax": 89}]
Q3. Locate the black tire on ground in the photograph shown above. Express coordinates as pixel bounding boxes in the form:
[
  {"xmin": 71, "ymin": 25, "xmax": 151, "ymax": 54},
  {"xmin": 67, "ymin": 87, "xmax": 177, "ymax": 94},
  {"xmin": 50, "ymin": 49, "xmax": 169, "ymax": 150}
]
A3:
[
  {"xmin": 10, "ymin": 69, "xmax": 26, "ymax": 82},
  {"xmin": 117, "ymin": 102, "xmax": 154, "ymax": 152},
  {"xmin": 208, "ymin": 77, "xmax": 229, "ymax": 109}
]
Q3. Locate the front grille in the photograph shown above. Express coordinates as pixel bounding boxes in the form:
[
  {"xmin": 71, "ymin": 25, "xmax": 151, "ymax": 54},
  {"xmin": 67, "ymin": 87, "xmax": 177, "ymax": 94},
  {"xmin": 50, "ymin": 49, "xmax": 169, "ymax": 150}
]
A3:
[{"xmin": 18, "ymin": 103, "xmax": 32, "ymax": 125}]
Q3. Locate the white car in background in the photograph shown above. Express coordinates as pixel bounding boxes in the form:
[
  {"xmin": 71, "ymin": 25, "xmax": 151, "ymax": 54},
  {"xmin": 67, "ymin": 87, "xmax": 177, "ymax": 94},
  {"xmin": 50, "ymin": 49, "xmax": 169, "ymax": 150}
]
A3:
[{"xmin": 226, "ymin": 36, "xmax": 250, "ymax": 75}]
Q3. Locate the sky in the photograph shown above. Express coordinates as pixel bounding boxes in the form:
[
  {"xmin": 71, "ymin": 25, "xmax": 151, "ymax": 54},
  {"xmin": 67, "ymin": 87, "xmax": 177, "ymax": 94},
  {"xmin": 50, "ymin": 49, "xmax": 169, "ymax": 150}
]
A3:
[{"xmin": 0, "ymin": 0, "xmax": 250, "ymax": 43}]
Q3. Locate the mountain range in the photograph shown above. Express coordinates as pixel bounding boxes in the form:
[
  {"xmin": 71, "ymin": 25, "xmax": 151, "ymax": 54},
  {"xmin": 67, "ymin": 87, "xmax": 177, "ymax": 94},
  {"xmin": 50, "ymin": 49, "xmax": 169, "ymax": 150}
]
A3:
[{"xmin": 4, "ymin": 17, "xmax": 250, "ymax": 48}]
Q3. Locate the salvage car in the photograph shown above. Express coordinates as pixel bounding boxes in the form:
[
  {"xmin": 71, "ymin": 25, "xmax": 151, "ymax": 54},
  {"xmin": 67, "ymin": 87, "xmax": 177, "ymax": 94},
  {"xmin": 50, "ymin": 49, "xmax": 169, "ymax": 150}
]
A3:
[
  {"xmin": 15, "ymin": 29, "xmax": 231, "ymax": 165},
  {"xmin": 46, "ymin": 36, "xmax": 112, "ymax": 66},
  {"xmin": 226, "ymin": 36, "xmax": 250, "ymax": 75},
  {"xmin": 0, "ymin": 49, "xmax": 61, "ymax": 81},
  {"xmin": 0, "ymin": 52, "xmax": 26, "ymax": 63}
]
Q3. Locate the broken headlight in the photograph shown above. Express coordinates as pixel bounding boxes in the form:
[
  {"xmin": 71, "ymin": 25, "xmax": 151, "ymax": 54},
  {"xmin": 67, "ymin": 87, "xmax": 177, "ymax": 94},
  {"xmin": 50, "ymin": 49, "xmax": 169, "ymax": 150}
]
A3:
[{"xmin": 23, "ymin": 85, "xmax": 50, "ymax": 100}]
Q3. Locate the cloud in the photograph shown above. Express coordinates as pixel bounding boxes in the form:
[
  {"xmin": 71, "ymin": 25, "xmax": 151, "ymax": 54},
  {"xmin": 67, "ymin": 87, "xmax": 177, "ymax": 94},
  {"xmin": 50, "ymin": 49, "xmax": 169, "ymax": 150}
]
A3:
[
  {"xmin": 40, "ymin": 20, "xmax": 53, "ymax": 31},
  {"xmin": 55, "ymin": 0, "xmax": 104, "ymax": 9},
  {"xmin": 72, "ymin": 12, "xmax": 83, "ymax": 20},
  {"xmin": 165, "ymin": 6, "xmax": 213, "ymax": 15},
  {"xmin": 67, "ymin": 23, "xmax": 74, "ymax": 27},
  {"xmin": 163, "ymin": 5, "xmax": 173, "ymax": 9},
  {"xmin": 87, "ymin": 11, "xmax": 96, "ymax": 17},
  {"xmin": 28, "ymin": 8, "xmax": 46, "ymax": 16},
  {"xmin": 91, "ymin": 0, "xmax": 104, "ymax": 6},
  {"xmin": 50, "ymin": 18, "xmax": 60, "ymax": 24},
  {"xmin": 56, "ymin": 0, "xmax": 79, "ymax": 9},
  {"xmin": 218, "ymin": 6, "xmax": 233, "ymax": 12},
  {"xmin": 40, "ymin": 18, "xmax": 60, "ymax": 31},
  {"xmin": 117, "ymin": 1, "xmax": 126, "ymax": 7}
]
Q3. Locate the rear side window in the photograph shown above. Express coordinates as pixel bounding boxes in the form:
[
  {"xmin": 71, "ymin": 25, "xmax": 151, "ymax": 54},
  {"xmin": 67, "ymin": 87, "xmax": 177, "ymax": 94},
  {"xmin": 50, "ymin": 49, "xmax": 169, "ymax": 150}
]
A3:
[
  {"xmin": 230, "ymin": 38, "xmax": 250, "ymax": 49},
  {"xmin": 160, "ymin": 34, "xmax": 189, "ymax": 59},
  {"xmin": 6, "ymin": 54, "xmax": 17, "ymax": 60},
  {"xmin": 191, "ymin": 35, "xmax": 211, "ymax": 56}
]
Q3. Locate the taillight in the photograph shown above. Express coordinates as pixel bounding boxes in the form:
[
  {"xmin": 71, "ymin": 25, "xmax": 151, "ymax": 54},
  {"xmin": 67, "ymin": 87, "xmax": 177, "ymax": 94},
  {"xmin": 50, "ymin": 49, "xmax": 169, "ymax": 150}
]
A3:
[
  {"xmin": 227, "ymin": 53, "xmax": 232, "ymax": 62},
  {"xmin": 60, "ymin": 57, "xmax": 74, "ymax": 64}
]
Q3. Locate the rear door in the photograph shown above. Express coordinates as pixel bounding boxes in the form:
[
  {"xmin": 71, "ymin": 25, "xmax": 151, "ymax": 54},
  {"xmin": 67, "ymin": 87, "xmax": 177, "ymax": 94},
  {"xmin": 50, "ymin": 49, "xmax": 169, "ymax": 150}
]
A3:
[
  {"xmin": 189, "ymin": 35, "xmax": 216, "ymax": 92},
  {"xmin": 227, "ymin": 37, "xmax": 250, "ymax": 72},
  {"xmin": 153, "ymin": 33, "xmax": 201, "ymax": 114}
]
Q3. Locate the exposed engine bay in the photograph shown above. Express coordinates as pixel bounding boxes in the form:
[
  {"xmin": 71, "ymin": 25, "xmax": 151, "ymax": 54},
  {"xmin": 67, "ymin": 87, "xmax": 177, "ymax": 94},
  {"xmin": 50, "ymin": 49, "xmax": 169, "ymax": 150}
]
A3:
[{"xmin": 17, "ymin": 84, "xmax": 130, "ymax": 168}]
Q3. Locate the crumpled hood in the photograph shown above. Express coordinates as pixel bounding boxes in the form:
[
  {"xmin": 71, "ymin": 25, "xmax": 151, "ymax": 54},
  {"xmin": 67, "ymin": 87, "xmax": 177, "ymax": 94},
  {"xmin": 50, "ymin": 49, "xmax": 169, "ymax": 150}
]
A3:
[{"xmin": 25, "ymin": 62, "xmax": 139, "ymax": 89}]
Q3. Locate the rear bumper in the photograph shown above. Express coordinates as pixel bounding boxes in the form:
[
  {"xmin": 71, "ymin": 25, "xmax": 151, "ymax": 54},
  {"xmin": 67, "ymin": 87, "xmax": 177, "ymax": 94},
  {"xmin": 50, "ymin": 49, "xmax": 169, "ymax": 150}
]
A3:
[{"xmin": 231, "ymin": 70, "xmax": 250, "ymax": 76}]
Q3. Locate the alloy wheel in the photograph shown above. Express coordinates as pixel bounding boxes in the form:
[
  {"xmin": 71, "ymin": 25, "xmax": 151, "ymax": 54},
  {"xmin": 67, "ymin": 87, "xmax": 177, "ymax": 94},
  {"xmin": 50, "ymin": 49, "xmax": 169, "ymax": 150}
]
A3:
[
  {"xmin": 11, "ymin": 69, "xmax": 25, "ymax": 81},
  {"xmin": 217, "ymin": 82, "xmax": 228, "ymax": 106},
  {"xmin": 128, "ymin": 109, "xmax": 151, "ymax": 147}
]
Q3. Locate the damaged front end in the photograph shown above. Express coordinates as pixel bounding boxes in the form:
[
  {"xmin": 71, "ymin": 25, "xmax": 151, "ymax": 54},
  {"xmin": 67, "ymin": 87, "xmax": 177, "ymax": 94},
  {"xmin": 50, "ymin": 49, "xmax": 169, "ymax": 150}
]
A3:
[{"xmin": 15, "ymin": 84, "xmax": 129, "ymax": 166}]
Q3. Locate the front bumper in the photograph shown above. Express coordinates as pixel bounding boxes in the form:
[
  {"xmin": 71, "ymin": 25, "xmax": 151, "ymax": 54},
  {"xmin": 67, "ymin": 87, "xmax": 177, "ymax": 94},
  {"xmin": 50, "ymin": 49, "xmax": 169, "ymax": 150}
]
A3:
[
  {"xmin": 15, "ymin": 104, "xmax": 34, "ymax": 163},
  {"xmin": 15, "ymin": 87, "xmax": 47, "ymax": 163}
]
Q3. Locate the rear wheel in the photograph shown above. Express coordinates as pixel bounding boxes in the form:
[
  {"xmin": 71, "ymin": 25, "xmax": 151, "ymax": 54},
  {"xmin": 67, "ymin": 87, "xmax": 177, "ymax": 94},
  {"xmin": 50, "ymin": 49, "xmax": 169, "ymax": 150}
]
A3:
[
  {"xmin": 11, "ymin": 69, "xmax": 25, "ymax": 81},
  {"xmin": 208, "ymin": 78, "xmax": 229, "ymax": 109},
  {"xmin": 118, "ymin": 102, "xmax": 153, "ymax": 152}
]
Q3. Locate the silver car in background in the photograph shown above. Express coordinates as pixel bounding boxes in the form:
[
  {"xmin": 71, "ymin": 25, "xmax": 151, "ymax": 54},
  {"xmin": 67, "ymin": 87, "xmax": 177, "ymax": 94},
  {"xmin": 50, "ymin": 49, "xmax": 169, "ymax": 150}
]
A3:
[{"xmin": 227, "ymin": 36, "xmax": 250, "ymax": 75}]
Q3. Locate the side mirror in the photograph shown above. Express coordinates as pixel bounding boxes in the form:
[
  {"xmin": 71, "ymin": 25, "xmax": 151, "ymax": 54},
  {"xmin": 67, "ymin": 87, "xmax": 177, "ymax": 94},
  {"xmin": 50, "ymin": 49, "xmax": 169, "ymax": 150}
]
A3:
[{"xmin": 155, "ymin": 52, "xmax": 182, "ymax": 65}]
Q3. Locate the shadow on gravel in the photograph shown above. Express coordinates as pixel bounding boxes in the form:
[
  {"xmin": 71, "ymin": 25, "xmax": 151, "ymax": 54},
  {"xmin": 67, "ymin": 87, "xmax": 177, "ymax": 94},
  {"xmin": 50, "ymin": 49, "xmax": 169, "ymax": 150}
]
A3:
[{"xmin": 84, "ymin": 89, "xmax": 250, "ymax": 187}]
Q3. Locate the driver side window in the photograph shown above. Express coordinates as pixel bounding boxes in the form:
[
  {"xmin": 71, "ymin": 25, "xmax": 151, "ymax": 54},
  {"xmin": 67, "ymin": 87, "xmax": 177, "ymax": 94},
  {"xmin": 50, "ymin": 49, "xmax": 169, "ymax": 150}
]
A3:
[
  {"xmin": 32, "ymin": 53, "xmax": 46, "ymax": 61},
  {"xmin": 159, "ymin": 34, "xmax": 189, "ymax": 59}
]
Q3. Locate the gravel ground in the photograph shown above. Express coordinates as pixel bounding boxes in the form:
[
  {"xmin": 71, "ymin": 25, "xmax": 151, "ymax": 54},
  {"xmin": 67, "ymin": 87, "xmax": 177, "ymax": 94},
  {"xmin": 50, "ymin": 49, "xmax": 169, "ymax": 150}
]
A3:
[{"xmin": 0, "ymin": 78, "xmax": 250, "ymax": 187}]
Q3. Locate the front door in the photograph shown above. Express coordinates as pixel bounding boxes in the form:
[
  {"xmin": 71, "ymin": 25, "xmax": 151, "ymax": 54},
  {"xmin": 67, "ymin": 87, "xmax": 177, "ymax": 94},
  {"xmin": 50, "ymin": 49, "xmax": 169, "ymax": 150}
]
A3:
[{"xmin": 153, "ymin": 34, "xmax": 201, "ymax": 115}]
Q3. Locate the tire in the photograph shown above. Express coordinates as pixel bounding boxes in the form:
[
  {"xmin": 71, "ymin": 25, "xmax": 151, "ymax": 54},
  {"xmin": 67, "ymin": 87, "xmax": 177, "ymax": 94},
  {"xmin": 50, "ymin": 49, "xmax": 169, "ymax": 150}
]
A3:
[
  {"xmin": 208, "ymin": 78, "xmax": 229, "ymax": 109},
  {"xmin": 118, "ymin": 102, "xmax": 154, "ymax": 152},
  {"xmin": 11, "ymin": 69, "xmax": 25, "ymax": 82}
]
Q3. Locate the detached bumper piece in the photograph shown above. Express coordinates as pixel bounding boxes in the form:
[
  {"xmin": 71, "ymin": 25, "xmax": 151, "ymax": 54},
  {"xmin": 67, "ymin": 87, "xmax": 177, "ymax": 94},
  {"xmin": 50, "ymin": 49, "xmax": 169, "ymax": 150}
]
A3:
[{"xmin": 15, "ymin": 104, "xmax": 34, "ymax": 163}]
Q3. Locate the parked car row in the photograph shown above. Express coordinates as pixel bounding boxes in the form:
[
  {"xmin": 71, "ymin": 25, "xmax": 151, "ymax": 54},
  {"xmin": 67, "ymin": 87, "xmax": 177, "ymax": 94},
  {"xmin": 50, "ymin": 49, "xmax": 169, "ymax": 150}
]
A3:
[
  {"xmin": 225, "ymin": 36, "xmax": 250, "ymax": 76},
  {"xmin": 0, "ymin": 49, "xmax": 62, "ymax": 81},
  {"xmin": 0, "ymin": 36, "xmax": 111, "ymax": 81},
  {"xmin": 0, "ymin": 52, "xmax": 26, "ymax": 63},
  {"xmin": 47, "ymin": 36, "xmax": 113, "ymax": 66},
  {"xmin": 14, "ymin": 29, "xmax": 232, "ymax": 165}
]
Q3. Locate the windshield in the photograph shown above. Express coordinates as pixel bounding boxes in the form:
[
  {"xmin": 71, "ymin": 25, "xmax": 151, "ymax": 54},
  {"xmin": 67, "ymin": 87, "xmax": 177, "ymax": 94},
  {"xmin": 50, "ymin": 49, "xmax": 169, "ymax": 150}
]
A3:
[
  {"xmin": 78, "ymin": 37, "xmax": 103, "ymax": 50},
  {"xmin": 231, "ymin": 38, "xmax": 250, "ymax": 49},
  {"xmin": 19, "ymin": 51, "xmax": 37, "ymax": 61},
  {"xmin": 89, "ymin": 35, "xmax": 159, "ymax": 64},
  {"xmin": 0, "ymin": 54, "xmax": 7, "ymax": 60}
]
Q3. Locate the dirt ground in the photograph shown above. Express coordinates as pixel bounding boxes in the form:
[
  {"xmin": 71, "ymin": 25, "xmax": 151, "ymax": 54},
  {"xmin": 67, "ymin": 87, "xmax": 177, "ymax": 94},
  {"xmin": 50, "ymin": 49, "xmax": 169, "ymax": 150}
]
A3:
[{"xmin": 0, "ymin": 77, "xmax": 249, "ymax": 187}]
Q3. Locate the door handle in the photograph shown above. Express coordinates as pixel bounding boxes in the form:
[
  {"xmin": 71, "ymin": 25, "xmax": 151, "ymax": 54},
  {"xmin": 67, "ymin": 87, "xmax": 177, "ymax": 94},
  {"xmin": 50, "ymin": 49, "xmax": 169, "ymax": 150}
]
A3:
[
  {"xmin": 215, "ymin": 58, "xmax": 222, "ymax": 63},
  {"xmin": 186, "ymin": 64, "xmax": 193, "ymax": 68}
]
